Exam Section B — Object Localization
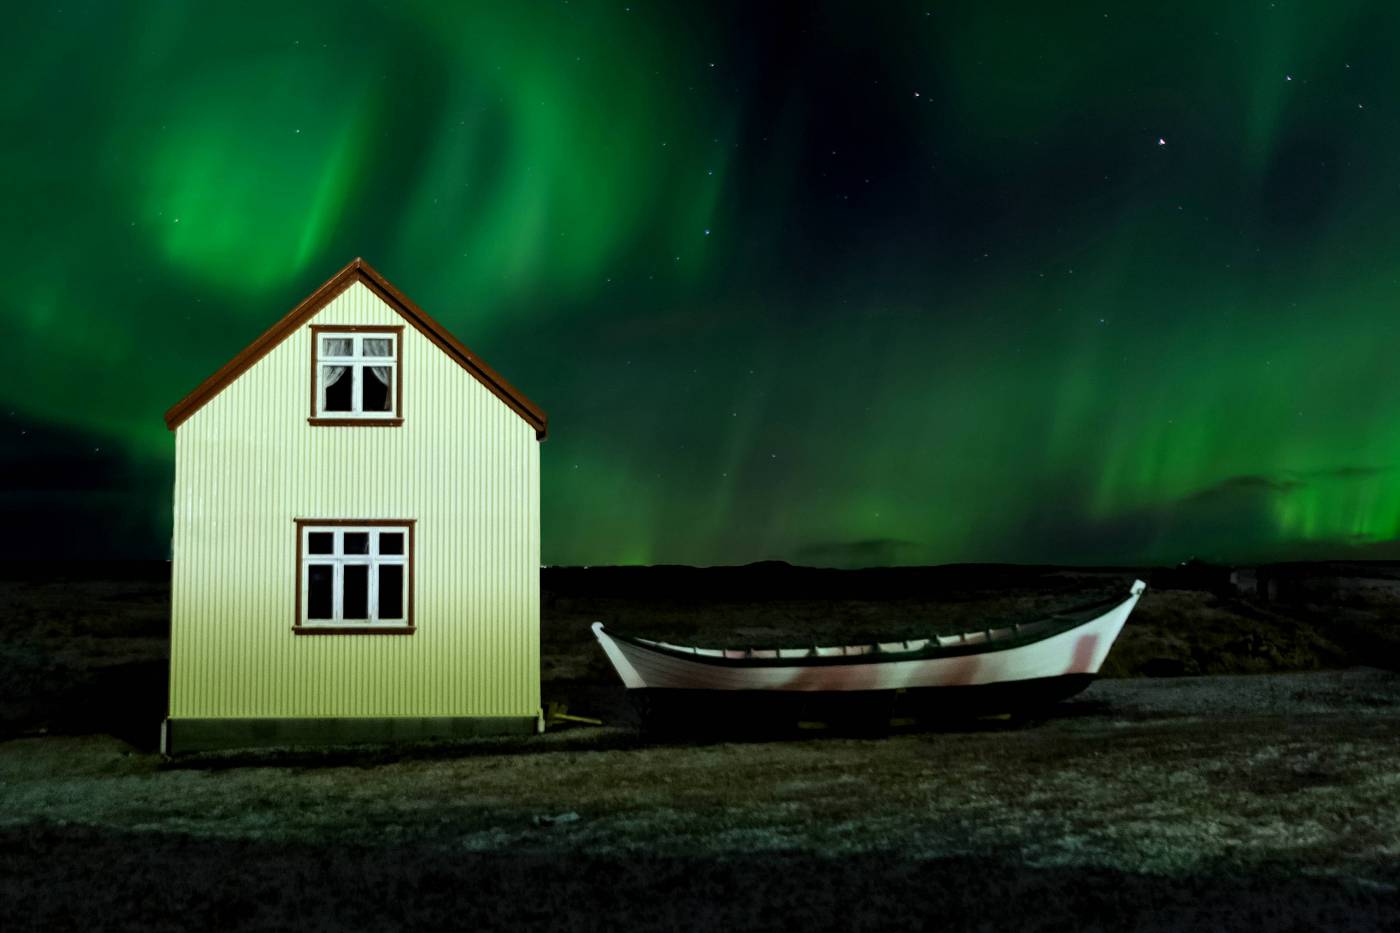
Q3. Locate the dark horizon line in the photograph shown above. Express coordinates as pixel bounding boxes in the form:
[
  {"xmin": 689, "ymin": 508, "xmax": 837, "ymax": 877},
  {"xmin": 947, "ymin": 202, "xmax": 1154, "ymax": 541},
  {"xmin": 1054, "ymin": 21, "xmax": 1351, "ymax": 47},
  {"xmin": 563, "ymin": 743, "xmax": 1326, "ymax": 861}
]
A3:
[{"xmin": 5, "ymin": 556, "xmax": 1400, "ymax": 576}]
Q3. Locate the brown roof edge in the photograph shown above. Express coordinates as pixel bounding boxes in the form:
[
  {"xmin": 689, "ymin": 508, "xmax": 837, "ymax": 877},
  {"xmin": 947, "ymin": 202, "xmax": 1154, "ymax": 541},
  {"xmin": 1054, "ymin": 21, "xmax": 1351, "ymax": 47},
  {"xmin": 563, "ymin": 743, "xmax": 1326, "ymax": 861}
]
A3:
[{"xmin": 162, "ymin": 258, "xmax": 548, "ymax": 439}]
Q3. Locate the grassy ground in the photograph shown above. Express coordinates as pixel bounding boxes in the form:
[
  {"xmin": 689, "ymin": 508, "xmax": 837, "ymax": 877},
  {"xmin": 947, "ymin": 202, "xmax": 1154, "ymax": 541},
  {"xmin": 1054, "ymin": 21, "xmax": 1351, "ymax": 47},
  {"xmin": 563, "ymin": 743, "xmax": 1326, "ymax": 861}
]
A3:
[{"xmin": 1, "ymin": 564, "xmax": 1398, "ymax": 929}]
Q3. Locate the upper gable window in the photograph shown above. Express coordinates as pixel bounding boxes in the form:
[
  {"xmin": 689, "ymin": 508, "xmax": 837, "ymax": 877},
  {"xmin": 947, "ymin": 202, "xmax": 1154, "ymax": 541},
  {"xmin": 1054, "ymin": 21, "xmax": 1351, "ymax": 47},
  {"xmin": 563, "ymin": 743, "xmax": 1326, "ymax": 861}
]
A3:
[{"xmin": 310, "ymin": 325, "xmax": 403, "ymax": 425}]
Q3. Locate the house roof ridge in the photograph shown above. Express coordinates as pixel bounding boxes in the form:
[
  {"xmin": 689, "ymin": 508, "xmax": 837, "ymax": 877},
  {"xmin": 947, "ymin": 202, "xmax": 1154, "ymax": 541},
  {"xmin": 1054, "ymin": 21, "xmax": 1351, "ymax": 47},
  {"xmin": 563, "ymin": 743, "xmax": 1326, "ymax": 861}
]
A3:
[{"xmin": 162, "ymin": 258, "xmax": 548, "ymax": 439}]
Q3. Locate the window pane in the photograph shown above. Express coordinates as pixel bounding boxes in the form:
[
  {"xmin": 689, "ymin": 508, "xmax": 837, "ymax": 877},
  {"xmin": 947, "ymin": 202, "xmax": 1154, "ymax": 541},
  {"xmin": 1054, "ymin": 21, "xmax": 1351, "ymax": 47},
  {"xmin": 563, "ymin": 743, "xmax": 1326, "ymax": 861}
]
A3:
[
  {"xmin": 379, "ymin": 532, "xmax": 404, "ymax": 555},
  {"xmin": 344, "ymin": 532, "xmax": 369, "ymax": 554},
  {"xmin": 307, "ymin": 565, "xmax": 333, "ymax": 619},
  {"xmin": 362, "ymin": 338, "xmax": 392, "ymax": 357},
  {"xmin": 362, "ymin": 366, "xmax": 392, "ymax": 412},
  {"xmin": 379, "ymin": 565, "xmax": 404, "ymax": 620},
  {"xmin": 322, "ymin": 337, "xmax": 352, "ymax": 356},
  {"xmin": 343, "ymin": 565, "xmax": 369, "ymax": 619},
  {"xmin": 307, "ymin": 532, "xmax": 333, "ymax": 554},
  {"xmin": 323, "ymin": 366, "xmax": 353, "ymax": 412}
]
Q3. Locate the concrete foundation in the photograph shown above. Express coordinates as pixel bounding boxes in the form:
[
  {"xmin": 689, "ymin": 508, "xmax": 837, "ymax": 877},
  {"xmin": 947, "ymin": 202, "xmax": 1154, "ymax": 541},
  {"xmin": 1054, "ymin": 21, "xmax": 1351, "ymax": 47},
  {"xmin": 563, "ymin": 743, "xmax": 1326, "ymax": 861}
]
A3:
[{"xmin": 163, "ymin": 714, "xmax": 541, "ymax": 755}]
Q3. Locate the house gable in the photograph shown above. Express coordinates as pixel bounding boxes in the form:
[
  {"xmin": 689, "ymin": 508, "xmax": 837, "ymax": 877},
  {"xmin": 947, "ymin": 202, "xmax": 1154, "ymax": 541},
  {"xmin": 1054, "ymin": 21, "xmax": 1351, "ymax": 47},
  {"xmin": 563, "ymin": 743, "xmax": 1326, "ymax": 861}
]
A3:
[{"xmin": 163, "ymin": 258, "xmax": 547, "ymax": 438}]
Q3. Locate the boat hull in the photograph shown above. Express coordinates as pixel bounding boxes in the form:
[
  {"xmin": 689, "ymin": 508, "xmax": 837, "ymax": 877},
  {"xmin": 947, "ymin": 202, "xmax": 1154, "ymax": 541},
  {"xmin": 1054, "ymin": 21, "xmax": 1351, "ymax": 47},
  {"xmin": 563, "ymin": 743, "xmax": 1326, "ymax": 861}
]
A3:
[{"xmin": 593, "ymin": 581, "xmax": 1143, "ymax": 694}]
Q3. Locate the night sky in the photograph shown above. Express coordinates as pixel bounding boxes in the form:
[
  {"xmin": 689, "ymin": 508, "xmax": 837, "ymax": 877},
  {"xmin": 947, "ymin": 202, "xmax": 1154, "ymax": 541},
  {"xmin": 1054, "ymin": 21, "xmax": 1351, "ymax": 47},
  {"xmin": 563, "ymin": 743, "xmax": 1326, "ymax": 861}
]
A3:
[{"xmin": 7, "ymin": 1, "xmax": 1400, "ymax": 566}]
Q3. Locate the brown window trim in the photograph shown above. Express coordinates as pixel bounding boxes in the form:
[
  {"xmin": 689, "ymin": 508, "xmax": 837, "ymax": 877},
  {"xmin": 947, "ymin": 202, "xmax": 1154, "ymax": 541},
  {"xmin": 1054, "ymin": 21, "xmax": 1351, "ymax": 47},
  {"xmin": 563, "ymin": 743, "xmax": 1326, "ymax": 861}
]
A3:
[
  {"xmin": 309, "ymin": 324, "xmax": 404, "ymax": 425},
  {"xmin": 295, "ymin": 626, "xmax": 416, "ymax": 636},
  {"xmin": 294, "ymin": 518, "xmax": 416, "ymax": 635},
  {"xmin": 306, "ymin": 418, "xmax": 405, "ymax": 427}
]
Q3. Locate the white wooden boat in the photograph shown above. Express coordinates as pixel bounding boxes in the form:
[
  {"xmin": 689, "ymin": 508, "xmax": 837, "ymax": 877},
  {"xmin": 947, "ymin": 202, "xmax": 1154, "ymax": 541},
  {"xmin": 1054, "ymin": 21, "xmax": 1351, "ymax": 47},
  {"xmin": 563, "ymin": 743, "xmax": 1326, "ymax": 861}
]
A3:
[{"xmin": 592, "ymin": 580, "xmax": 1146, "ymax": 726}]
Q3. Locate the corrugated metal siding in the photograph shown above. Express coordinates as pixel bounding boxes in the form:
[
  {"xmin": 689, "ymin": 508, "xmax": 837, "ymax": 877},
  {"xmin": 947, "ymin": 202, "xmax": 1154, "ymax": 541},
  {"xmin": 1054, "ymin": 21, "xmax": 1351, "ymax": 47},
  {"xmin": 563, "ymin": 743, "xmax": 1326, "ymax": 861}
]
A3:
[{"xmin": 169, "ymin": 282, "xmax": 540, "ymax": 719}]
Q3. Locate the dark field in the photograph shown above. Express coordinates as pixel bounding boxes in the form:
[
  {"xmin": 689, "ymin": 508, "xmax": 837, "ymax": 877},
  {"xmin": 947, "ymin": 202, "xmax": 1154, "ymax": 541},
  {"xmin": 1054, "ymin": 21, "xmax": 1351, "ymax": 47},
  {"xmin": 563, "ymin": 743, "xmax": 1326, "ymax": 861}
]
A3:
[{"xmin": 1, "ymin": 562, "xmax": 1398, "ymax": 930}]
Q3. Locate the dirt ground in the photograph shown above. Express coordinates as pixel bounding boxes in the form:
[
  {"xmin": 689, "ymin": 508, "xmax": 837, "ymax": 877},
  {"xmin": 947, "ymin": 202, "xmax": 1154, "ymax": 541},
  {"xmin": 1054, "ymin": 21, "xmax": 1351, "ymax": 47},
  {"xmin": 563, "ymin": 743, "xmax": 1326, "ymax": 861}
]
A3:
[{"xmin": 1, "ymin": 564, "xmax": 1398, "ymax": 930}]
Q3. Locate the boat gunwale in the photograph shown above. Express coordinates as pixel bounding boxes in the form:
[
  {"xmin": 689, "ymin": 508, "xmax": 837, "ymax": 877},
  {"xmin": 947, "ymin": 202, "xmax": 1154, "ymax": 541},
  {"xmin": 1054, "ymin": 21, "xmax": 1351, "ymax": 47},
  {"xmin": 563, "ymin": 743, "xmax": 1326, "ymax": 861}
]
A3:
[{"xmin": 599, "ymin": 589, "xmax": 1134, "ymax": 669}]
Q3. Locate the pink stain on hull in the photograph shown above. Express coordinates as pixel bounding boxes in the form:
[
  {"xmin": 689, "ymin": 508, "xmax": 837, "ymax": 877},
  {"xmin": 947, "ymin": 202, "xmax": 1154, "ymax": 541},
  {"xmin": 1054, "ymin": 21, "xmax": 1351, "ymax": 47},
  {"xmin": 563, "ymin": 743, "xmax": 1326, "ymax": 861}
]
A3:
[
  {"xmin": 940, "ymin": 654, "xmax": 981, "ymax": 687},
  {"xmin": 784, "ymin": 662, "xmax": 882, "ymax": 691},
  {"xmin": 1066, "ymin": 633, "xmax": 1101, "ymax": 675}
]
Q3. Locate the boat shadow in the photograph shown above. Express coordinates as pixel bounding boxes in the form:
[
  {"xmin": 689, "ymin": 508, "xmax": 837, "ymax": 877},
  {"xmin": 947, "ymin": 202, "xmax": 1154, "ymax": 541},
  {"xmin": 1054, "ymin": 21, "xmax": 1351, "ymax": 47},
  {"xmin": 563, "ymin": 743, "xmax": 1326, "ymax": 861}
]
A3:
[{"xmin": 165, "ymin": 698, "xmax": 1125, "ymax": 769}]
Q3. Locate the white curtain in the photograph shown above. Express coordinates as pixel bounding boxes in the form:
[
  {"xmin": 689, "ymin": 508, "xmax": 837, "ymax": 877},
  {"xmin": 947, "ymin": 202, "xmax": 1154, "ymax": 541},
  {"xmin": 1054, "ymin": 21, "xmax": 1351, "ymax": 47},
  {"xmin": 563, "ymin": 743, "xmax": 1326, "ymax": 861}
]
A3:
[
  {"xmin": 369, "ymin": 366, "xmax": 392, "ymax": 410},
  {"xmin": 322, "ymin": 365, "xmax": 349, "ymax": 410},
  {"xmin": 323, "ymin": 338, "xmax": 352, "ymax": 356},
  {"xmin": 363, "ymin": 338, "xmax": 392, "ymax": 357}
]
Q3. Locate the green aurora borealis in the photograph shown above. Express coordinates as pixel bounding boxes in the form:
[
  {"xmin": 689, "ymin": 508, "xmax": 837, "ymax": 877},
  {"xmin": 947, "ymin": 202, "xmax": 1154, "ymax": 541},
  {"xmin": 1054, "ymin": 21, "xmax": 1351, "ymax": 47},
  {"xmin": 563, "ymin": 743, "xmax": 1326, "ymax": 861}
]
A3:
[{"xmin": 7, "ymin": 1, "xmax": 1400, "ymax": 566}]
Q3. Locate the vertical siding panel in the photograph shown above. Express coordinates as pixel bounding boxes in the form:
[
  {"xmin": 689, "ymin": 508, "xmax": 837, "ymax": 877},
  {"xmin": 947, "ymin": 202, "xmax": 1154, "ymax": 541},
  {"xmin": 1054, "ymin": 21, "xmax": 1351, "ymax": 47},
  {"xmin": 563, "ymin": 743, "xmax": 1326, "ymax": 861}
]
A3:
[
  {"xmin": 464, "ymin": 359, "xmax": 474, "ymax": 716},
  {"xmin": 175, "ymin": 427, "xmax": 188, "ymax": 715},
  {"xmin": 176, "ymin": 428, "xmax": 187, "ymax": 714},
  {"xmin": 500, "ymin": 409, "xmax": 507, "ymax": 716},
  {"xmin": 502, "ymin": 408, "xmax": 508, "ymax": 714},
  {"xmin": 488, "ymin": 386, "xmax": 495, "ymax": 709},
  {"xmin": 511, "ymin": 416, "xmax": 519, "ymax": 713},
  {"xmin": 512, "ymin": 421, "xmax": 518, "ymax": 716},
  {"xmin": 235, "ymin": 376, "xmax": 246, "ymax": 716},
  {"xmin": 501, "ymin": 409, "xmax": 509, "ymax": 716},
  {"xmin": 201, "ymin": 412, "xmax": 212, "ymax": 715},
  {"xmin": 428, "ymin": 341, "xmax": 438, "ymax": 716},
  {"xmin": 477, "ymin": 362, "xmax": 486, "ymax": 713},
  {"xmin": 474, "ymin": 365, "xmax": 482, "ymax": 715},
  {"xmin": 488, "ymin": 387, "xmax": 496, "ymax": 712},
  {"xmin": 228, "ymin": 389, "xmax": 239, "ymax": 714},
  {"xmin": 205, "ymin": 410, "xmax": 217, "ymax": 715},
  {"xmin": 242, "ymin": 384, "xmax": 251, "ymax": 714},
  {"xmin": 210, "ymin": 395, "xmax": 222, "ymax": 715},
  {"xmin": 490, "ymin": 385, "xmax": 497, "ymax": 709},
  {"xmin": 450, "ymin": 339, "xmax": 459, "ymax": 715},
  {"xmin": 187, "ymin": 416, "xmax": 199, "ymax": 715},
  {"xmin": 468, "ymin": 360, "xmax": 476, "ymax": 715}
]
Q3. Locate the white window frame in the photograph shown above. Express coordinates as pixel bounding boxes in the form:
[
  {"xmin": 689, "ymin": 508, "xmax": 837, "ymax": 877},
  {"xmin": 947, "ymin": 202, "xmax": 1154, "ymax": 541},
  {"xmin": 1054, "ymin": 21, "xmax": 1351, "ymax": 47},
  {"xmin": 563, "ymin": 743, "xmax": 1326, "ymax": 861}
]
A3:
[
  {"xmin": 297, "ymin": 522, "xmax": 413, "ymax": 631},
  {"xmin": 314, "ymin": 331, "xmax": 399, "ymax": 420}
]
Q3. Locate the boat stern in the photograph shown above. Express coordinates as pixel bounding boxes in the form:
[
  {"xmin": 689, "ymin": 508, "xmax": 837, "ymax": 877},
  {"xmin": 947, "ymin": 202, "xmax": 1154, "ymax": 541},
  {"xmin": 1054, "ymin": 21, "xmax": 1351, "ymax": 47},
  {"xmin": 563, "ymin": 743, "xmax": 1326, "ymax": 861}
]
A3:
[{"xmin": 591, "ymin": 622, "xmax": 648, "ymax": 689}]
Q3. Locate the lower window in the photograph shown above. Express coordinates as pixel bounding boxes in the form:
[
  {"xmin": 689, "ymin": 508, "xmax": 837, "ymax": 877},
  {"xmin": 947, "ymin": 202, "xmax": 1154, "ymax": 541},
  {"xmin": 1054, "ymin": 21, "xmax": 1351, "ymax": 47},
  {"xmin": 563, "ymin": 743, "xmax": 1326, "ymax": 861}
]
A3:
[{"xmin": 295, "ymin": 520, "xmax": 414, "ymax": 633}]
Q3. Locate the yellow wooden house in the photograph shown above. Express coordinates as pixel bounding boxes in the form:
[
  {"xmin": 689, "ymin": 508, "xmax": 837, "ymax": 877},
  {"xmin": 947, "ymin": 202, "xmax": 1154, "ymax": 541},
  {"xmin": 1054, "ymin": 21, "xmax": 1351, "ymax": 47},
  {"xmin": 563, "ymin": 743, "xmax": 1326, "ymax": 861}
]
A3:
[{"xmin": 161, "ymin": 258, "xmax": 546, "ymax": 753}]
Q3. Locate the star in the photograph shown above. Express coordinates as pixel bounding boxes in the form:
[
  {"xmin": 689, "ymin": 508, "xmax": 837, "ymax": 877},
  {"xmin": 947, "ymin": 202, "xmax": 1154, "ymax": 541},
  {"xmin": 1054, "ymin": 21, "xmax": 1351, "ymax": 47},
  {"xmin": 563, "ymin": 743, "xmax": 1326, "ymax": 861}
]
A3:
[{"xmin": 1157, "ymin": 137, "xmax": 1167, "ymax": 146}]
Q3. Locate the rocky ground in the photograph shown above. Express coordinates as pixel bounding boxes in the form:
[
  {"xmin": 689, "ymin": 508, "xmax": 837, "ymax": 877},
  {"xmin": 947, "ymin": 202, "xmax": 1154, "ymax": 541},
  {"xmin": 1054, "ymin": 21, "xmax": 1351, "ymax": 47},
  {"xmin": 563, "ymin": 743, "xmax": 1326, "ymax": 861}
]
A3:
[{"xmin": 0, "ymin": 562, "xmax": 1397, "ymax": 930}]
